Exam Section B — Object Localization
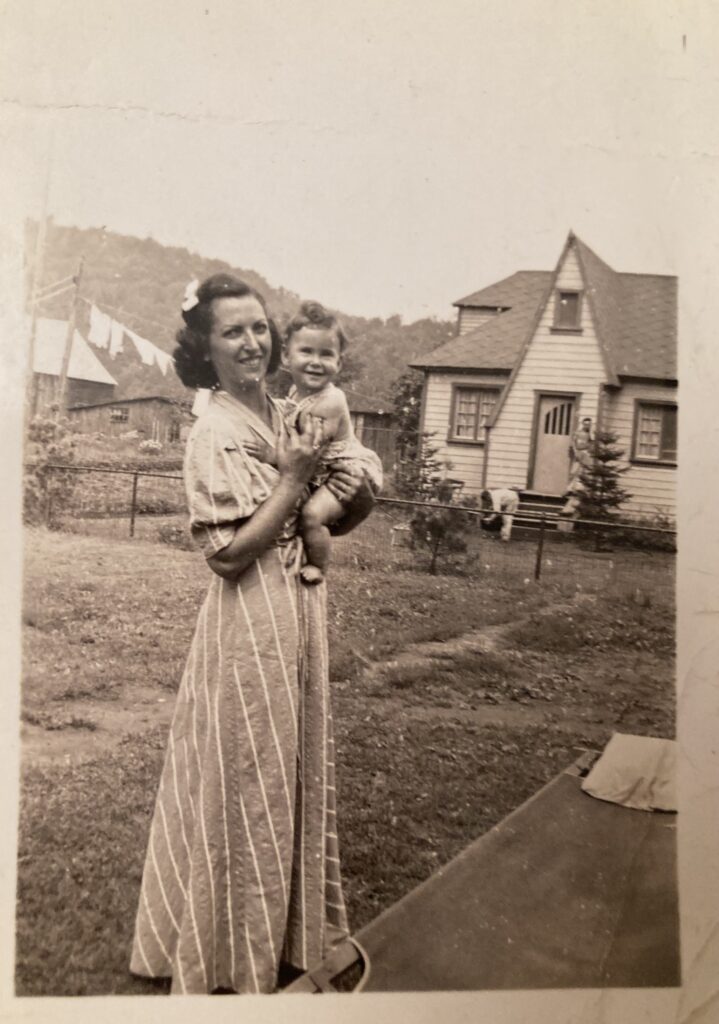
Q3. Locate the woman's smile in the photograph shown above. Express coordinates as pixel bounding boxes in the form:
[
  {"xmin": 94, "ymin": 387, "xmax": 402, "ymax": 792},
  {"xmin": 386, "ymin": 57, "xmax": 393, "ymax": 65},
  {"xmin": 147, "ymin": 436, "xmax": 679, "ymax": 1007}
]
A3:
[{"xmin": 209, "ymin": 295, "xmax": 272, "ymax": 392}]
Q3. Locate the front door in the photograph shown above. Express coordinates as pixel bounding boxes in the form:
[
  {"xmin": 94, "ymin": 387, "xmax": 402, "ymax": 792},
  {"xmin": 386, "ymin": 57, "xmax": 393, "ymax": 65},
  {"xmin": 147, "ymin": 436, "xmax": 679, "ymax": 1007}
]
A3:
[{"xmin": 532, "ymin": 395, "xmax": 575, "ymax": 494}]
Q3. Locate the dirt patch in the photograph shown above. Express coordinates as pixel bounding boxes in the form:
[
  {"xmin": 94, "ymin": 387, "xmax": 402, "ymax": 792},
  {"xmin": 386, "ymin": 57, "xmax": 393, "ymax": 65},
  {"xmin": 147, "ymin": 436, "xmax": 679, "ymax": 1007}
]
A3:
[{"xmin": 21, "ymin": 684, "xmax": 175, "ymax": 767}]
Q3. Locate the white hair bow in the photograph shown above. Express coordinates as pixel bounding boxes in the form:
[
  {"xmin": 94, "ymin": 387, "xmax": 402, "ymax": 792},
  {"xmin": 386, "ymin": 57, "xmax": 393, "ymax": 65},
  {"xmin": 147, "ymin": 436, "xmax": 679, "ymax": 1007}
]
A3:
[{"xmin": 181, "ymin": 279, "xmax": 200, "ymax": 312}]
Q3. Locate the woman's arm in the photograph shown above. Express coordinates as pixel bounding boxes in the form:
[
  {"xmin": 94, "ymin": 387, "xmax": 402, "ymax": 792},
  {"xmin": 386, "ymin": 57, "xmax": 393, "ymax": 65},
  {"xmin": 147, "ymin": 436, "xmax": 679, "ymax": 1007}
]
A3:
[
  {"xmin": 207, "ymin": 420, "xmax": 324, "ymax": 581},
  {"xmin": 326, "ymin": 468, "xmax": 376, "ymax": 536}
]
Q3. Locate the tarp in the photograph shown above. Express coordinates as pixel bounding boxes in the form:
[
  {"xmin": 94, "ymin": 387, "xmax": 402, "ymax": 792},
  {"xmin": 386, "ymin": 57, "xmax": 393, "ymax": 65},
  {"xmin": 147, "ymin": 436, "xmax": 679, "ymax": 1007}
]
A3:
[
  {"xmin": 581, "ymin": 732, "xmax": 676, "ymax": 812},
  {"xmin": 286, "ymin": 745, "xmax": 680, "ymax": 992}
]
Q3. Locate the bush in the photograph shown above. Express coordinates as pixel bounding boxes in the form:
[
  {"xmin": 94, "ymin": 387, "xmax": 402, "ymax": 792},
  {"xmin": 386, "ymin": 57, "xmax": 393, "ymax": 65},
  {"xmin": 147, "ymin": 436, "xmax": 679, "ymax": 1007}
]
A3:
[
  {"xmin": 610, "ymin": 512, "xmax": 677, "ymax": 553},
  {"xmin": 409, "ymin": 475, "xmax": 478, "ymax": 575},
  {"xmin": 24, "ymin": 415, "xmax": 77, "ymax": 528}
]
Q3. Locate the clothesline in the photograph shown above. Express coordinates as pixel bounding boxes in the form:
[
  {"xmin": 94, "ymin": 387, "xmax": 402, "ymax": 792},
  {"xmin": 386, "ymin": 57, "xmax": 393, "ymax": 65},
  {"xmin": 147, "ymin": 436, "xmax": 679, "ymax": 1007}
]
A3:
[
  {"xmin": 78, "ymin": 296, "xmax": 173, "ymax": 335},
  {"xmin": 79, "ymin": 296, "xmax": 391, "ymax": 406}
]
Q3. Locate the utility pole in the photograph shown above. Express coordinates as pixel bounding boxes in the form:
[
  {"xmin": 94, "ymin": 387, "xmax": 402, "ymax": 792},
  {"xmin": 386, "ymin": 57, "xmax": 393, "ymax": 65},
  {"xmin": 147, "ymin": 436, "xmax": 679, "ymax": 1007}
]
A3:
[
  {"xmin": 56, "ymin": 256, "xmax": 84, "ymax": 417},
  {"xmin": 25, "ymin": 125, "xmax": 56, "ymax": 428}
]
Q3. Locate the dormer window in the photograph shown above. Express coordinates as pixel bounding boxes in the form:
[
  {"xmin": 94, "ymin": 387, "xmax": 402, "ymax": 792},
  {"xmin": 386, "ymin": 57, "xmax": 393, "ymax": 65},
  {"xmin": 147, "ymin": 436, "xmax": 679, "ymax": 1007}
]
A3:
[{"xmin": 553, "ymin": 290, "xmax": 582, "ymax": 330}]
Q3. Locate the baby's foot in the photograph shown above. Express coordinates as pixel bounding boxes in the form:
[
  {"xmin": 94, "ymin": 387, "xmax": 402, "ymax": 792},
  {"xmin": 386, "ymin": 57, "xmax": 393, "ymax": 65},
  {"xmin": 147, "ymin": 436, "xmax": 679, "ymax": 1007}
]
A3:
[{"xmin": 300, "ymin": 565, "xmax": 325, "ymax": 585}]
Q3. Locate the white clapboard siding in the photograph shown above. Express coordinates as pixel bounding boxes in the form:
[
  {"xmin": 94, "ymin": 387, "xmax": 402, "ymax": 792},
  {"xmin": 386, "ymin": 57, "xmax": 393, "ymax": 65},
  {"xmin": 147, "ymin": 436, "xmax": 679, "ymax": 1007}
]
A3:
[
  {"xmin": 603, "ymin": 382, "xmax": 677, "ymax": 519},
  {"xmin": 487, "ymin": 246, "xmax": 606, "ymax": 491},
  {"xmin": 457, "ymin": 308, "xmax": 502, "ymax": 336},
  {"xmin": 422, "ymin": 371, "xmax": 507, "ymax": 495}
]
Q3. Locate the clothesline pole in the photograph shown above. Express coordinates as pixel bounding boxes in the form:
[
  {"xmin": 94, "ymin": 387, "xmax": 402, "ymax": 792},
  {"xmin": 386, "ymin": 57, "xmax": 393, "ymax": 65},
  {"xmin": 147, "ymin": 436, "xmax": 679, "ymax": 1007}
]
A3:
[
  {"xmin": 25, "ymin": 131, "xmax": 55, "ymax": 429},
  {"xmin": 56, "ymin": 257, "xmax": 85, "ymax": 418}
]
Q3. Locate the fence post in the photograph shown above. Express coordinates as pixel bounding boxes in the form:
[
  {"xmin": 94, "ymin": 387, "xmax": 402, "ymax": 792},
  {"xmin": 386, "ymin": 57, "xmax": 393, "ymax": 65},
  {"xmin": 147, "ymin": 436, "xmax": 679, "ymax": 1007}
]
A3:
[
  {"xmin": 129, "ymin": 471, "xmax": 139, "ymax": 538},
  {"xmin": 534, "ymin": 516, "xmax": 546, "ymax": 581},
  {"xmin": 45, "ymin": 465, "xmax": 54, "ymax": 528}
]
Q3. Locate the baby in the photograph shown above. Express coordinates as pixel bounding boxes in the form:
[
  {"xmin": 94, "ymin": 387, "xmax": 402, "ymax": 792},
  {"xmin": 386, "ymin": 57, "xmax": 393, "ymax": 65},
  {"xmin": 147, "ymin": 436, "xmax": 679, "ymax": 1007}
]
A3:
[{"xmin": 281, "ymin": 301, "xmax": 383, "ymax": 584}]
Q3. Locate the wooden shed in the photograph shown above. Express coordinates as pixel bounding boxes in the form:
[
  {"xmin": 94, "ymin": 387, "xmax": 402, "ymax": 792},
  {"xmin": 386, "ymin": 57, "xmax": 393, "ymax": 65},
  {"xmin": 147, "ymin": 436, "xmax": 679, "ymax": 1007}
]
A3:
[
  {"xmin": 347, "ymin": 389, "xmax": 396, "ymax": 471},
  {"xmin": 67, "ymin": 395, "xmax": 192, "ymax": 443}
]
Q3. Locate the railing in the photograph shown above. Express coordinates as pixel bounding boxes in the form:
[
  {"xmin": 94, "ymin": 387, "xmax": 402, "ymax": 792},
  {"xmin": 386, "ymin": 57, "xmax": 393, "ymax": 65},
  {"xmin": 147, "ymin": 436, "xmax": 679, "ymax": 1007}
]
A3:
[{"xmin": 25, "ymin": 464, "xmax": 676, "ymax": 593}]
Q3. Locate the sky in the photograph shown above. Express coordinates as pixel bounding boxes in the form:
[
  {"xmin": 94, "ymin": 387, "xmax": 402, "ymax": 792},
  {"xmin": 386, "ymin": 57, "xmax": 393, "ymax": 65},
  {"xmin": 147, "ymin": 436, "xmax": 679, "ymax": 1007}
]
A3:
[{"xmin": 0, "ymin": 0, "xmax": 715, "ymax": 322}]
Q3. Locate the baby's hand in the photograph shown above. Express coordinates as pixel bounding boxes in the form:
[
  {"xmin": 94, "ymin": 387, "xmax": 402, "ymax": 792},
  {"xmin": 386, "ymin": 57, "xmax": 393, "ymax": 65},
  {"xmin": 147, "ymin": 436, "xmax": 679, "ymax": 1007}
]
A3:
[{"xmin": 242, "ymin": 439, "xmax": 277, "ymax": 466}]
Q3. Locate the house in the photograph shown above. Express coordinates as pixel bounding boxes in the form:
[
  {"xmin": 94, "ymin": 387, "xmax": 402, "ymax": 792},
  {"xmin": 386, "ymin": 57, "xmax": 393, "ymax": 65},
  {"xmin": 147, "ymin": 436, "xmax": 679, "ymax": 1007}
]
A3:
[
  {"xmin": 411, "ymin": 232, "xmax": 677, "ymax": 520},
  {"xmin": 31, "ymin": 317, "xmax": 117, "ymax": 415},
  {"xmin": 346, "ymin": 389, "xmax": 396, "ymax": 471},
  {"xmin": 67, "ymin": 395, "xmax": 193, "ymax": 443}
]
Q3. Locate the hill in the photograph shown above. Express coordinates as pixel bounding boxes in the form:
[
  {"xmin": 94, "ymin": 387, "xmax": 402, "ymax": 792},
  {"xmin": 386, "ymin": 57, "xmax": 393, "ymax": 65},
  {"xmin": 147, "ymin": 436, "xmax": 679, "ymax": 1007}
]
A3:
[{"xmin": 29, "ymin": 221, "xmax": 455, "ymax": 403}]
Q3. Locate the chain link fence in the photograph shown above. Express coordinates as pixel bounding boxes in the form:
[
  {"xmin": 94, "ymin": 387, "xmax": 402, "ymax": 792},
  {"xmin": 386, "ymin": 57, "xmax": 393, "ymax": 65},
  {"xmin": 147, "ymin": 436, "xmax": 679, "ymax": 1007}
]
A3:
[{"xmin": 27, "ymin": 464, "xmax": 676, "ymax": 600}]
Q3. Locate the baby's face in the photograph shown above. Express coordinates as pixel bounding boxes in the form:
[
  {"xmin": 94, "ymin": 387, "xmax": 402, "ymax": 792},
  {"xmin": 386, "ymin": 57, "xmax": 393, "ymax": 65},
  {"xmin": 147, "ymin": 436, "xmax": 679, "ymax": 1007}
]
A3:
[{"xmin": 283, "ymin": 326, "xmax": 342, "ymax": 392}]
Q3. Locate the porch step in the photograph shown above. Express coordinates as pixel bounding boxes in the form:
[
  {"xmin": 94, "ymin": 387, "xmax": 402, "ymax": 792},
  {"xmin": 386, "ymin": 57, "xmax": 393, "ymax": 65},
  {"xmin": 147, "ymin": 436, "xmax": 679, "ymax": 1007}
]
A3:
[{"xmin": 514, "ymin": 492, "xmax": 564, "ymax": 533}]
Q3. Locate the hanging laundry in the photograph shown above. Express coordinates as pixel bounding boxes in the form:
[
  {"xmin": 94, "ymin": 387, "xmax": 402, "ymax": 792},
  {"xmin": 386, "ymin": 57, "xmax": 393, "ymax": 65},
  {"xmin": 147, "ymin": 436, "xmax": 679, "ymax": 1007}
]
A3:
[
  {"xmin": 88, "ymin": 305, "xmax": 111, "ymax": 348},
  {"xmin": 127, "ymin": 329, "xmax": 157, "ymax": 366},
  {"xmin": 154, "ymin": 348, "xmax": 173, "ymax": 375},
  {"xmin": 109, "ymin": 320, "xmax": 125, "ymax": 357}
]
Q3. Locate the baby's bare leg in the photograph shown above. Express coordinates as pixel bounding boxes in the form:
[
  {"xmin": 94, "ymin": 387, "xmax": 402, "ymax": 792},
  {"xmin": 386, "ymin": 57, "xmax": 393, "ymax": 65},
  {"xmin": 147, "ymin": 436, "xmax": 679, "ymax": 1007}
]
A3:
[{"xmin": 300, "ymin": 485, "xmax": 346, "ymax": 584}]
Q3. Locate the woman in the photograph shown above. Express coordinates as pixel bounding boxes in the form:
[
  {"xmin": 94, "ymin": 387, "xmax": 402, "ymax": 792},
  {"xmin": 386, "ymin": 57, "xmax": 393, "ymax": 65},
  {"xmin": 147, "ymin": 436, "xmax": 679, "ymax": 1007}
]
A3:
[{"xmin": 129, "ymin": 274, "xmax": 373, "ymax": 994}]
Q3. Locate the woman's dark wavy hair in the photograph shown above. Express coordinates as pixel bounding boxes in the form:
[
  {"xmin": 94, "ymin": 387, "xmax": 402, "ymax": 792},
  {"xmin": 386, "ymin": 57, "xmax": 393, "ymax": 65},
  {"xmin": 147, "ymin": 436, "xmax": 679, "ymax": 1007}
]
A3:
[
  {"xmin": 284, "ymin": 300, "xmax": 348, "ymax": 353},
  {"xmin": 173, "ymin": 274, "xmax": 282, "ymax": 389}
]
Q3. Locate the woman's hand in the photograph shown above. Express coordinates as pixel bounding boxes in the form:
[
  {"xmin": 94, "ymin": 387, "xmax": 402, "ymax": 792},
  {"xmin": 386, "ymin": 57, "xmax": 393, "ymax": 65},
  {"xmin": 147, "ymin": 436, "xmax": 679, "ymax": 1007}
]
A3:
[
  {"xmin": 276, "ymin": 416, "xmax": 325, "ymax": 487},
  {"xmin": 325, "ymin": 465, "xmax": 364, "ymax": 504},
  {"xmin": 328, "ymin": 471, "xmax": 376, "ymax": 536}
]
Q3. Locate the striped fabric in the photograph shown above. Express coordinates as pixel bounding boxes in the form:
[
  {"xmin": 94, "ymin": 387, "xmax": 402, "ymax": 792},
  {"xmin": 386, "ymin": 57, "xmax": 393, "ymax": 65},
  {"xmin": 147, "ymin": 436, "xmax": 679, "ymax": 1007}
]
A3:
[{"xmin": 129, "ymin": 391, "xmax": 349, "ymax": 993}]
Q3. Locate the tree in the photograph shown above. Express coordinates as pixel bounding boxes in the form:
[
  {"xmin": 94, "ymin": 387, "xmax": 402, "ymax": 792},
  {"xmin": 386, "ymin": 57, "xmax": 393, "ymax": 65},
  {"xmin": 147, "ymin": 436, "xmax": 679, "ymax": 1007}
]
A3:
[
  {"xmin": 390, "ymin": 369, "xmax": 426, "ymax": 496},
  {"xmin": 394, "ymin": 430, "xmax": 477, "ymax": 573},
  {"xmin": 390, "ymin": 369, "xmax": 423, "ymax": 456},
  {"xmin": 408, "ymin": 471, "xmax": 477, "ymax": 575},
  {"xmin": 576, "ymin": 429, "xmax": 632, "ymax": 549}
]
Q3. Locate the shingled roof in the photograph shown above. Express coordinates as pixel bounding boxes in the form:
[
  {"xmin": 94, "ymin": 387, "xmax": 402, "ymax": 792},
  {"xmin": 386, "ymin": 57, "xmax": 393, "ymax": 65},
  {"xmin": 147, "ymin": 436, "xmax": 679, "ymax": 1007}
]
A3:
[
  {"xmin": 412, "ymin": 272, "xmax": 551, "ymax": 372},
  {"xmin": 413, "ymin": 237, "xmax": 677, "ymax": 381}
]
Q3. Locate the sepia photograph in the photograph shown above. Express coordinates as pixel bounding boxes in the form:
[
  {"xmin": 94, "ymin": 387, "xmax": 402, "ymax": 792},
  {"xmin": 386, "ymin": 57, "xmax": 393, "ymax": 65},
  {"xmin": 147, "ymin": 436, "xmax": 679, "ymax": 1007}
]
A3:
[{"xmin": 1, "ymin": 1, "xmax": 717, "ymax": 1021}]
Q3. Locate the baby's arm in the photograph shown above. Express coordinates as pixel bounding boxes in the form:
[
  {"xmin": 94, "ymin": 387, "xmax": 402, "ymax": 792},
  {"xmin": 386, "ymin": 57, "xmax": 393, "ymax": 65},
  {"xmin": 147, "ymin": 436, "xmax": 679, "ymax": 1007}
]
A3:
[
  {"xmin": 241, "ymin": 436, "xmax": 277, "ymax": 467},
  {"xmin": 298, "ymin": 387, "xmax": 351, "ymax": 443}
]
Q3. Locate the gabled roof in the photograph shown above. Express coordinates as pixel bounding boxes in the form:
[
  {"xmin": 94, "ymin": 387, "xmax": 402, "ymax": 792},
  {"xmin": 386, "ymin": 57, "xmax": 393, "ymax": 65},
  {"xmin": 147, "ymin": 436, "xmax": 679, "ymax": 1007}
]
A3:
[
  {"xmin": 413, "ymin": 238, "xmax": 677, "ymax": 381},
  {"xmin": 33, "ymin": 318, "xmax": 117, "ymax": 386},
  {"xmin": 413, "ymin": 272, "xmax": 551, "ymax": 371},
  {"xmin": 573, "ymin": 237, "xmax": 677, "ymax": 379}
]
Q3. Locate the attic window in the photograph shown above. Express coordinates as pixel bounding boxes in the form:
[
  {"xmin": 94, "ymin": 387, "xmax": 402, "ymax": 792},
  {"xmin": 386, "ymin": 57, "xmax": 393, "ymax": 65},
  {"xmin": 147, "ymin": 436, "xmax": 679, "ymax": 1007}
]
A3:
[{"xmin": 553, "ymin": 290, "xmax": 582, "ymax": 329}]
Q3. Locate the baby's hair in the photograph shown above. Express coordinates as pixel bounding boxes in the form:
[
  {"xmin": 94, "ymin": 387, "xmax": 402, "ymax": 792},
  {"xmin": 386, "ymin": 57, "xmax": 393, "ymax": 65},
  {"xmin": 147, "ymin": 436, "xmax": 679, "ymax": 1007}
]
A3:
[{"xmin": 284, "ymin": 300, "xmax": 349, "ymax": 353}]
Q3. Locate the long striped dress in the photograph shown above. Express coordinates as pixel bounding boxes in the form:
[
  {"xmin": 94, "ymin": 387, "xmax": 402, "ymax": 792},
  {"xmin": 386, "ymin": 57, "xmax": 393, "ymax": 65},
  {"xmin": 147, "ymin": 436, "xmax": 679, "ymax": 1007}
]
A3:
[{"xmin": 129, "ymin": 390, "xmax": 349, "ymax": 994}]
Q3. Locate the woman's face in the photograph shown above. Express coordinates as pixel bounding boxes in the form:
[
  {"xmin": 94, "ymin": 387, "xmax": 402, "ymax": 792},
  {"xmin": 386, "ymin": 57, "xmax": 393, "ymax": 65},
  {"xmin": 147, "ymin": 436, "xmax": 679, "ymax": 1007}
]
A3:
[{"xmin": 208, "ymin": 295, "xmax": 272, "ymax": 392}]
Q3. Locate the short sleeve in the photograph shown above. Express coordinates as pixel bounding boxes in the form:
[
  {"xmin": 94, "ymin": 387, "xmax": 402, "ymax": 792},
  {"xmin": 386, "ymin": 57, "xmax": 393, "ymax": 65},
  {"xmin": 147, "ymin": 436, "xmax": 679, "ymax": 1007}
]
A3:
[{"xmin": 184, "ymin": 417, "xmax": 273, "ymax": 558}]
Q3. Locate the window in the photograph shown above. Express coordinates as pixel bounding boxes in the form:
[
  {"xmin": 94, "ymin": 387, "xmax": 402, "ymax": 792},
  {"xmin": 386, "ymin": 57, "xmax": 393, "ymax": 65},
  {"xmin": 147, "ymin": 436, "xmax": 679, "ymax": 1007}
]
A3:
[
  {"xmin": 110, "ymin": 406, "xmax": 129, "ymax": 423},
  {"xmin": 553, "ymin": 290, "xmax": 582, "ymax": 329},
  {"xmin": 450, "ymin": 387, "xmax": 499, "ymax": 441},
  {"xmin": 634, "ymin": 402, "xmax": 677, "ymax": 462}
]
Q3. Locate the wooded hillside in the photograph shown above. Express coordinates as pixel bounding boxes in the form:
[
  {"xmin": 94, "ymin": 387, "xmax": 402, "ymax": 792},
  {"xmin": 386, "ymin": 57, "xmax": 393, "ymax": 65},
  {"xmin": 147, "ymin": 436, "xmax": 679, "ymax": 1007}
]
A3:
[{"xmin": 30, "ymin": 221, "xmax": 455, "ymax": 403}]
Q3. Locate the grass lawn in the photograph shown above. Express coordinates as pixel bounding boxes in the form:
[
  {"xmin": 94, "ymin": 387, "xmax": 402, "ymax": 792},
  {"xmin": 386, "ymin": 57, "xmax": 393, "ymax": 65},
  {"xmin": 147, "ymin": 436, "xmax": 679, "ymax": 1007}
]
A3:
[{"xmin": 16, "ymin": 528, "xmax": 675, "ymax": 995}]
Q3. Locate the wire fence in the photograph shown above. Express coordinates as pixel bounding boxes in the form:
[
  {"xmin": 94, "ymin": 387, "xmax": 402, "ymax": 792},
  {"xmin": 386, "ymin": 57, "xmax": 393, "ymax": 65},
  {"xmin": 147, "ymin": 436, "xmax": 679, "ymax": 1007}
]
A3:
[{"xmin": 27, "ymin": 463, "xmax": 676, "ymax": 601}]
